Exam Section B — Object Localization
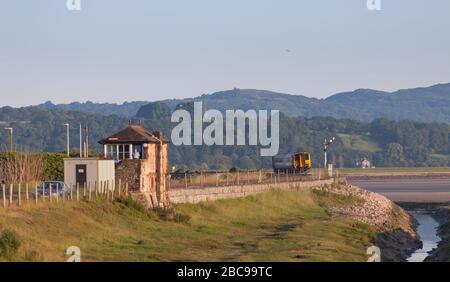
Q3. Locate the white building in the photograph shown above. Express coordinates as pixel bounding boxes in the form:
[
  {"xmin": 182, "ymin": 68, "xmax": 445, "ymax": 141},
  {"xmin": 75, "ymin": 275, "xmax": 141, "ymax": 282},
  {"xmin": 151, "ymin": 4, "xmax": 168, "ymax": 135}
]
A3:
[{"xmin": 64, "ymin": 158, "xmax": 115, "ymax": 190}]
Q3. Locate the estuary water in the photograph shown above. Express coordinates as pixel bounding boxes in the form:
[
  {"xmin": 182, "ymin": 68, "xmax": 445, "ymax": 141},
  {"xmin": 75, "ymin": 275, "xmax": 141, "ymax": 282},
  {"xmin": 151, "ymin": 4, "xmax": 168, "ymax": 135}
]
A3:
[{"xmin": 407, "ymin": 213, "xmax": 441, "ymax": 262}]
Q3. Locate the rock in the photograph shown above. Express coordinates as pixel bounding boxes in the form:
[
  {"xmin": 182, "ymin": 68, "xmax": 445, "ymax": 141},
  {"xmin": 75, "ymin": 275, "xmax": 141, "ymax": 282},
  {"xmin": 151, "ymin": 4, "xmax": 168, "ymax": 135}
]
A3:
[{"xmin": 313, "ymin": 182, "xmax": 420, "ymax": 261}]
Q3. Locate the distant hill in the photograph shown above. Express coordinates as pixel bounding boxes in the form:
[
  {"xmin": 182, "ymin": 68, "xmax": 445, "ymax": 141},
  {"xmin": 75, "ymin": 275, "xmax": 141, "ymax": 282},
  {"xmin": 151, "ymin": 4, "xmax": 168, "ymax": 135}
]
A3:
[
  {"xmin": 0, "ymin": 106, "xmax": 127, "ymax": 152},
  {"xmin": 322, "ymin": 84, "xmax": 450, "ymax": 123},
  {"xmin": 155, "ymin": 84, "xmax": 450, "ymax": 123},
  {"xmin": 1, "ymin": 105, "xmax": 449, "ymax": 168},
  {"xmin": 38, "ymin": 83, "xmax": 450, "ymax": 123},
  {"xmin": 39, "ymin": 101, "xmax": 149, "ymax": 117}
]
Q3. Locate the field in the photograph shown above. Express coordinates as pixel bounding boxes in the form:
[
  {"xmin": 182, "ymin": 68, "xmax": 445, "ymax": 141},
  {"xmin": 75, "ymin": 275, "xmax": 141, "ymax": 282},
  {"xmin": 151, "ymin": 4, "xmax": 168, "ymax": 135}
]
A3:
[
  {"xmin": 337, "ymin": 133, "xmax": 382, "ymax": 153},
  {"xmin": 0, "ymin": 188, "xmax": 374, "ymax": 262}
]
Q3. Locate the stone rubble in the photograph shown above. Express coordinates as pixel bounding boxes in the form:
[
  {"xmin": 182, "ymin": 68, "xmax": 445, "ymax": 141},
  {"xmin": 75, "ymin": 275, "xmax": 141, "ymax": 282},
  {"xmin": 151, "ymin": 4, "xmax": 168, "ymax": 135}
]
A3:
[{"xmin": 313, "ymin": 182, "xmax": 416, "ymax": 236}]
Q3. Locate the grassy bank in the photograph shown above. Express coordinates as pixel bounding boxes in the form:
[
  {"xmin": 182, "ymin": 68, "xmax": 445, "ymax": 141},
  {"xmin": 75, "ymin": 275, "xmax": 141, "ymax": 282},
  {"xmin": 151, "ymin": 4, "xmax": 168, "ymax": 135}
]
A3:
[{"xmin": 0, "ymin": 188, "xmax": 376, "ymax": 262}]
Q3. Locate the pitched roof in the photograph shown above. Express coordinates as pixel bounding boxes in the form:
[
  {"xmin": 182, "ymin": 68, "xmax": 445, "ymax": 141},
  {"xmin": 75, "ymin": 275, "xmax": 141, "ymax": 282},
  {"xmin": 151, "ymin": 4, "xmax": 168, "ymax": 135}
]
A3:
[{"xmin": 98, "ymin": 125, "xmax": 169, "ymax": 144}]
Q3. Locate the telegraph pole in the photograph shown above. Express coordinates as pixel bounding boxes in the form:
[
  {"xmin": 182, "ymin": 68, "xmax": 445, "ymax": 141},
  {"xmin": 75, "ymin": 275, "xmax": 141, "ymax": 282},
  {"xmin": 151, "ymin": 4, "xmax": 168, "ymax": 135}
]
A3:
[
  {"xmin": 85, "ymin": 125, "xmax": 89, "ymax": 158},
  {"xmin": 79, "ymin": 124, "xmax": 83, "ymax": 158},
  {"xmin": 323, "ymin": 137, "xmax": 336, "ymax": 169},
  {"xmin": 64, "ymin": 123, "xmax": 70, "ymax": 157},
  {"xmin": 4, "ymin": 128, "xmax": 13, "ymax": 152}
]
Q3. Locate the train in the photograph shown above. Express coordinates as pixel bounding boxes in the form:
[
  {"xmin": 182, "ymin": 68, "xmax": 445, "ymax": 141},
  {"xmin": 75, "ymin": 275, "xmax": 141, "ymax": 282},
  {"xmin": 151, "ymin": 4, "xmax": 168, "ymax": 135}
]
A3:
[{"xmin": 272, "ymin": 152, "xmax": 311, "ymax": 173}]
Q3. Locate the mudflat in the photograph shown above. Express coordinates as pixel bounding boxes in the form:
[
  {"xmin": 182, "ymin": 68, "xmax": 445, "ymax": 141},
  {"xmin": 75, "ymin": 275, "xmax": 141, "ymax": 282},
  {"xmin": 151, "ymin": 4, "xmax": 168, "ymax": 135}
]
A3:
[{"xmin": 348, "ymin": 178, "xmax": 450, "ymax": 203}]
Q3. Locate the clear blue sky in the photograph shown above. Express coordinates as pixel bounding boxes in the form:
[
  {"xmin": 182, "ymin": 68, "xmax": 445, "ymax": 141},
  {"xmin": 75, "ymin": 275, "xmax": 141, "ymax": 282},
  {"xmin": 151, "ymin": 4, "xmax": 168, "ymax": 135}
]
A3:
[{"xmin": 1, "ymin": 0, "xmax": 449, "ymax": 106}]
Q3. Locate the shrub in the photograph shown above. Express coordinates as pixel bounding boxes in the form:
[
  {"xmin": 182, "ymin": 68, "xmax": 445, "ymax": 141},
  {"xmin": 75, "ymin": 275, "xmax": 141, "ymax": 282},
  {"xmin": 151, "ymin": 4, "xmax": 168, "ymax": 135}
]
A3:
[
  {"xmin": 42, "ymin": 153, "xmax": 65, "ymax": 181},
  {"xmin": 0, "ymin": 229, "xmax": 22, "ymax": 260},
  {"xmin": 115, "ymin": 197, "xmax": 147, "ymax": 213},
  {"xmin": 0, "ymin": 152, "xmax": 43, "ymax": 184},
  {"xmin": 153, "ymin": 207, "xmax": 191, "ymax": 224},
  {"xmin": 24, "ymin": 250, "xmax": 42, "ymax": 262},
  {"xmin": 229, "ymin": 167, "xmax": 240, "ymax": 173}
]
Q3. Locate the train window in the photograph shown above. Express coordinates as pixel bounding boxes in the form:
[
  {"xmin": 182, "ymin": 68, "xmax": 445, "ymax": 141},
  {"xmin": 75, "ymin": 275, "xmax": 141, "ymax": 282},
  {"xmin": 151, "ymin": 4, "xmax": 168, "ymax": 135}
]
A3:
[{"xmin": 305, "ymin": 154, "xmax": 310, "ymax": 160}]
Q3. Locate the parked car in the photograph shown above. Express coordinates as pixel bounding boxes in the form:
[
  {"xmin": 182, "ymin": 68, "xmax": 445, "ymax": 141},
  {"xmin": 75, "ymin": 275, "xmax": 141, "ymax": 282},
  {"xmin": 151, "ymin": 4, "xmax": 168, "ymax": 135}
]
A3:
[
  {"xmin": 170, "ymin": 169, "xmax": 191, "ymax": 180},
  {"xmin": 34, "ymin": 181, "xmax": 71, "ymax": 197}
]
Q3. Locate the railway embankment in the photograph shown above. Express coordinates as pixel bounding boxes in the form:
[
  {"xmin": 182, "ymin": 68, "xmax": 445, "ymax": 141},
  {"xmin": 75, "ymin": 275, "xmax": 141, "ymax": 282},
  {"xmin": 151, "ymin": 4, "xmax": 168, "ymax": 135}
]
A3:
[{"xmin": 168, "ymin": 179, "xmax": 334, "ymax": 204}]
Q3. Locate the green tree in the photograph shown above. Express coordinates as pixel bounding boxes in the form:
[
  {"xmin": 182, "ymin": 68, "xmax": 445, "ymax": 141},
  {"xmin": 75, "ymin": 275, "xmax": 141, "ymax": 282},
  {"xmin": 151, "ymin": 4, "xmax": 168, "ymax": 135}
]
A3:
[{"xmin": 385, "ymin": 143, "xmax": 407, "ymax": 167}]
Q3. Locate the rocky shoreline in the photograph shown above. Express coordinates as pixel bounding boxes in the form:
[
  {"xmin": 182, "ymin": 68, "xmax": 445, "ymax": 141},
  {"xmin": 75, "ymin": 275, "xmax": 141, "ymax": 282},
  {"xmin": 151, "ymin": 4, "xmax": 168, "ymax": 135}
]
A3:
[
  {"xmin": 313, "ymin": 182, "xmax": 421, "ymax": 262},
  {"xmin": 390, "ymin": 202, "xmax": 450, "ymax": 262},
  {"xmin": 422, "ymin": 204, "xmax": 450, "ymax": 262}
]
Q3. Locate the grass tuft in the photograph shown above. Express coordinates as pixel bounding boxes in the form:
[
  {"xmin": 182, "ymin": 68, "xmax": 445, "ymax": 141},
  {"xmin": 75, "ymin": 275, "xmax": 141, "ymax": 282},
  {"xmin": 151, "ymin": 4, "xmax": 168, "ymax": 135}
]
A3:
[{"xmin": 0, "ymin": 229, "xmax": 22, "ymax": 261}]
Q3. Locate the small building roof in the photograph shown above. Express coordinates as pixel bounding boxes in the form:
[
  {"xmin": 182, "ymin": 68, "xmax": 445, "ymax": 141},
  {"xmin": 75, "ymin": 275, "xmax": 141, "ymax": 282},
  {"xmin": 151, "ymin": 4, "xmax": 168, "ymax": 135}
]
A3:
[{"xmin": 99, "ymin": 124, "xmax": 169, "ymax": 145}]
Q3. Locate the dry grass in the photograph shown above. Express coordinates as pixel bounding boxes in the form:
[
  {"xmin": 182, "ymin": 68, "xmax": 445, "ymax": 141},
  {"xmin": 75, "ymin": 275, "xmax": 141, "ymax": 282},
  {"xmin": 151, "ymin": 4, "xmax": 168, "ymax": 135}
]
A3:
[{"xmin": 0, "ymin": 189, "xmax": 374, "ymax": 262}]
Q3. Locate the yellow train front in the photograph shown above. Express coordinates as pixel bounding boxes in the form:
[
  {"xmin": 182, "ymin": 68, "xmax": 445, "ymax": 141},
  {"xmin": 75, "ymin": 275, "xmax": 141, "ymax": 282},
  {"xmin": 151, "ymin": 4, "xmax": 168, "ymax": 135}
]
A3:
[{"xmin": 272, "ymin": 152, "xmax": 311, "ymax": 174}]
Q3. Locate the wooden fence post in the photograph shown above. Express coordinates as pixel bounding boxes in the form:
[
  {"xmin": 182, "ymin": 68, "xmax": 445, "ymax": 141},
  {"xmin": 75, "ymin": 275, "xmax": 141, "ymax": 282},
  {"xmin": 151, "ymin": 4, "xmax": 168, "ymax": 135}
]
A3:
[
  {"xmin": 125, "ymin": 182, "xmax": 129, "ymax": 196},
  {"xmin": 216, "ymin": 171, "xmax": 219, "ymax": 187},
  {"xmin": 95, "ymin": 181, "xmax": 98, "ymax": 197},
  {"xmin": 247, "ymin": 170, "xmax": 250, "ymax": 185},
  {"xmin": 63, "ymin": 183, "xmax": 66, "ymax": 201},
  {"xmin": 41, "ymin": 182, "xmax": 45, "ymax": 202},
  {"xmin": 76, "ymin": 183, "xmax": 80, "ymax": 201},
  {"xmin": 2, "ymin": 184, "xmax": 5, "ymax": 208},
  {"xmin": 168, "ymin": 176, "xmax": 171, "ymax": 190},
  {"xmin": 49, "ymin": 183, "xmax": 53, "ymax": 203},
  {"xmin": 84, "ymin": 182, "xmax": 87, "ymax": 197},
  {"xmin": 226, "ymin": 173, "xmax": 229, "ymax": 186},
  {"xmin": 26, "ymin": 183, "xmax": 29, "ymax": 203},
  {"xmin": 88, "ymin": 182, "xmax": 92, "ymax": 201},
  {"xmin": 110, "ymin": 180, "xmax": 114, "ymax": 200},
  {"xmin": 35, "ymin": 183, "xmax": 38, "ymax": 205},
  {"xmin": 18, "ymin": 183, "xmax": 21, "ymax": 206},
  {"xmin": 9, "ymin": 184, "xmax": 13, "ymax": 206},
  {"xmin": 118, "ymin": 179, "xmax": 122, "ymax": 198},
  {"xmin": 185, "ymin": 173, "xmax": 188, "ymax": 189},
  {"xmin": 200, "ymin": 170, "xmax": 203, "ymax": 188},
  {"xmin": 56, "ymin": 183, "xmax": 59, "ymax": 203}
]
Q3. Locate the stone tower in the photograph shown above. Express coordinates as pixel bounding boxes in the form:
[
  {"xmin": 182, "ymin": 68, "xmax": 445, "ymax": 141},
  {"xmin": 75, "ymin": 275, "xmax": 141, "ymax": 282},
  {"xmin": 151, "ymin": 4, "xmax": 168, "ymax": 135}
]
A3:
[{"xmin": 99, "ymin": 123, "xmax": 170, "ymax": 208}]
